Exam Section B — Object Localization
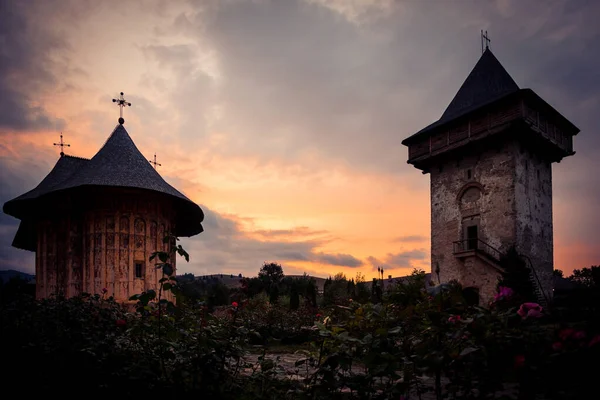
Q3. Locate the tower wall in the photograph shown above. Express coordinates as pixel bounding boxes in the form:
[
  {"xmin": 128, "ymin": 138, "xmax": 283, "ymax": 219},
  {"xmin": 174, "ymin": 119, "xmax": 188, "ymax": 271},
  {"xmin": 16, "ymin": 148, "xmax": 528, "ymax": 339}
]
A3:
[
  {"xmin": 514, "ymin": 145, "xmax": 554, "ymax": 300},
  {"xmin": 430, "ymin": 142, "xmax": 519, "ymax": 302}
]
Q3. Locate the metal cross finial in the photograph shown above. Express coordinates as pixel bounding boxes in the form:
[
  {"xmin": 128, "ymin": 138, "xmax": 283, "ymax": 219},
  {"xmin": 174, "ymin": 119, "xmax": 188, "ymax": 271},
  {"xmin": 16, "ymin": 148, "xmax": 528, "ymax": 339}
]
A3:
[
  {"xmin": 112, "ymin": 91, "xmax": 131, "ymax": 125},
  {"xmin": 481, "ymin": 30, "xmax": 491, "ymax": 53},
  {"xmin": 53, "ymin": 132, "xmax": 70, "ymax": 156},
  {"xmin": 149, "ymin": 153, "xmax": 162, "ymax": 169}
]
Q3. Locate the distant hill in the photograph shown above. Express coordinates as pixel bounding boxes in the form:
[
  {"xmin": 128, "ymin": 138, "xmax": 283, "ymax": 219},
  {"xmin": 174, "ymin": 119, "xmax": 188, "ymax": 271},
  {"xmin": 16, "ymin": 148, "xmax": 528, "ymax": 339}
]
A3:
[{"xmin": 0, "ymin": 270, "xmax": 35, "ymax": 284}]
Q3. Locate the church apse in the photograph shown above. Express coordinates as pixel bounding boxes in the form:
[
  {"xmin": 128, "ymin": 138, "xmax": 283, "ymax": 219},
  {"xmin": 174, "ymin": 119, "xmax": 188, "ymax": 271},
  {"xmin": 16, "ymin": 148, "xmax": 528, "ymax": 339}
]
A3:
[{"xmin": 3, "ymin": 93, "xmax": 204, "ymax": 302}]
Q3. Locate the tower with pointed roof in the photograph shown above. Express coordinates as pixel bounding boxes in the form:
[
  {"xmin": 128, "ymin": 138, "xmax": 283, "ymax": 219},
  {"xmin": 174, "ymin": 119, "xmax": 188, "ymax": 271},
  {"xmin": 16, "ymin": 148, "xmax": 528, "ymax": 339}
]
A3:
[
  {"xmin": 402, "ymin": 47, "xmax": 579, "ymax": 303},
  {"xmin": 3, "ymin": 120, "xmax": 204, "ymax": 301}
]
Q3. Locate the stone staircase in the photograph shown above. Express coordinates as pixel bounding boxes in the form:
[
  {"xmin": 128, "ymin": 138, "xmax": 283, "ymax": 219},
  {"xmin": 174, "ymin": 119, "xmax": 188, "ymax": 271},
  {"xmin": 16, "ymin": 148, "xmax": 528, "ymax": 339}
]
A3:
[{"xmin": 453, "ymin": 239, "xmax": 549, "ymax": 308}]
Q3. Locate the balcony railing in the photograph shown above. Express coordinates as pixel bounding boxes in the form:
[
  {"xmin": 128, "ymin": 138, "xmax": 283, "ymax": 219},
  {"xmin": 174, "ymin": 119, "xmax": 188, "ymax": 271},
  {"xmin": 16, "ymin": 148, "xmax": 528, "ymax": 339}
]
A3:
[{"xmin": 453, "ymin": 239, "xmax": 502, "ymax": 262}]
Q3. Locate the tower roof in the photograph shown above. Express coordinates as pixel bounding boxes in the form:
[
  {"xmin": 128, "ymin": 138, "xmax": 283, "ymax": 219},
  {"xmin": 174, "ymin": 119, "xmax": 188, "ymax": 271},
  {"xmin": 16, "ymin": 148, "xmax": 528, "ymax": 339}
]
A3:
[
  {"xmin": 403, "ymin": 48, "xmax": 520, "ymax": 143},
  {"xmin": 4, "ymin": 124, "xmax": 204, "ymax": 243}
]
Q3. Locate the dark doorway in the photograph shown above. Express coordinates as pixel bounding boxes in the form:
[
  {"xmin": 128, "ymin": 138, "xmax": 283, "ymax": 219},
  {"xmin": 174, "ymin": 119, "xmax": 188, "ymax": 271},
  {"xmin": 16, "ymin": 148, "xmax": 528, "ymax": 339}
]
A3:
[
  {"xmin": 463, "ymin": 287, "xmax": 480, "ymax": 306},
  {"xmin": 467, "ymin": 225, "xmax": 478, "ymax": 250}
]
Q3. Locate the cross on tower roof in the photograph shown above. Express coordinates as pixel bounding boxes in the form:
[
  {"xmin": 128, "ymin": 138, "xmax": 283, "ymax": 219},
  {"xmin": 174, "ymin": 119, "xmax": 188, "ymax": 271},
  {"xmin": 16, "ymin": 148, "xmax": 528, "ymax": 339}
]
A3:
[
  {"xmin": 53, "ymin": 132, "xmax": 70, "ymax": 156},
  {"xmin": 149, "ymin": 153, "xmax": 162, "ymax": 169},
  {"xmin": 481, "ymin": 30, "xmax": 491, "ymax": 54},
  {"xmin": 112, "ymin": 92, "xmax": 131, "ymax": 125}
]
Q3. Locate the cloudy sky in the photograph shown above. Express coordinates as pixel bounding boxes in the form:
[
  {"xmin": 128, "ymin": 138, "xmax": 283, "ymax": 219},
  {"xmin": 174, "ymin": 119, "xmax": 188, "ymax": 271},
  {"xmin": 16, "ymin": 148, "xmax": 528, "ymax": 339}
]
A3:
[{"xmin": 1, "ymin": 0, "xmax": 598, "ymax": 279}]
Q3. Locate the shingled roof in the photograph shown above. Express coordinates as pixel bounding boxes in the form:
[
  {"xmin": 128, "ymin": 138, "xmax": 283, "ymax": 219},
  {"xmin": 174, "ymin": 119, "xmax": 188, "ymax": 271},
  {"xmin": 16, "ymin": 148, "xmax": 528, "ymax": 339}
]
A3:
[
  {"xmin": 4, "ymin": 124, "xmax": 204, "ymax": 245},
  {"xmin": 403, "ymin": 48, "xmax": 520, "ymax": 143}
]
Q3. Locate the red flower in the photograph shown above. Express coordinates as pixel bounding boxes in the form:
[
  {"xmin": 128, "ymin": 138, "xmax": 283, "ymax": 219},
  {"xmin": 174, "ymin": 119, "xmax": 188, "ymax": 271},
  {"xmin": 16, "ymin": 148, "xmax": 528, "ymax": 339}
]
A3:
[
  {"xmin": 552, "ymin": 342, "xmax": 563, "ymax": 351},
  {"xmin": 588, "ymin": 335, "xmax": 600, "ymax": 347},
  {"xmin": 316, "ymin": 313, "xmax": 322, "ymax": 318},
  {"xmin": 116, "ymin": 319, "xmax": 127, "ymax": 328},
  {"xmin": 559, "ymin": 328, "xmax": 575, "ymax": 341},
  {"xmin": 514, "ymin": 355, "xmax": 525, "ymax": 369},
  {"xmin": 231, "ymin": 301, "xmax": 238, "ymax": 307},
  {"xmin": 448, "ymin": 315, "xmax": 461, "ymax": 324}
]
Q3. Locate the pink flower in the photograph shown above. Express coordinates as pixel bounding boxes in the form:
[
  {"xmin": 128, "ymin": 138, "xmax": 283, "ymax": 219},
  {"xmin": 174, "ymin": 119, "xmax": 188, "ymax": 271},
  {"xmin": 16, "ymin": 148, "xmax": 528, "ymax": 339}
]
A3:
[
  {"xmin": 231, "ymin": 301, "xmax": 239, "ymax": 308},
  {"xmin": 517, "ymin": 303, "xmax": 543, "ymax": 319},
  {"xmin": 316, "ymin": 313, "xmax": 322, "ymax": 318},
  {"xmin": 116, "ymin": 319, "xmax": 126, "ymax": 328},
  {"xmin": 448, "ymin": 315, "xmax": 462, "ymax": 324},
  {"xmin": 349, "ymin": 299, "xmax": 353, "ymax": 302},
  {"xmin": 102, "ymin": 288, "xmax": 108, "ymax": 294},
  {"xmin": 573, "ymin": 330, "xmax": 586, "ymax": 340},
  {"xmin": 588, "ymin": 335, "xmax": 600, "ymax": 347},
  {"xmin": 494, "ymin": 286, "xmax": 514, "ymax": 301},
  {"xmin": 552, "ymin": 342, "xmax": 563, "ymax": 351}
]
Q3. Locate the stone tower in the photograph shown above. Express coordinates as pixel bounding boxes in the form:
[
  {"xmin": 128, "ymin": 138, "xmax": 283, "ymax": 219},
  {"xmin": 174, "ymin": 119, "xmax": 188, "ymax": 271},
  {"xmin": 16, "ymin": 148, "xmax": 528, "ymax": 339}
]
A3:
[
  {"xmin": 3, "ymin": 120, "xmax": 204, "ymax": 302},
  {"xmin": 402, "ymin": 48, "xmax": 579, "ymax": 303}
]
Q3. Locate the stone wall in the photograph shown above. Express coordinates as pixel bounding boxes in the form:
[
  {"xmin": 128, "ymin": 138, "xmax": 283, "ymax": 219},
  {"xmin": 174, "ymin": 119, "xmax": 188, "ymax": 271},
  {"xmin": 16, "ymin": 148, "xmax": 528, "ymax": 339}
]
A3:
[
  {"xmin": 514, "ymin": 142, "xmax": 554, "ymax": 300},
  {"xmin": 430, "ymin": 141, "xmax": 518, "ymax": 303}
]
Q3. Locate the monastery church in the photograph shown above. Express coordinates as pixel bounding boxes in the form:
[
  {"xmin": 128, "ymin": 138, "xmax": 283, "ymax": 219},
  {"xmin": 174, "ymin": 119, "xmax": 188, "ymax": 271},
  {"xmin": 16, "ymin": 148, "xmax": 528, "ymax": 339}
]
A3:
[
  {"xmin": 402, "ymin": 43, "xmax": 578, "ymax": 303},
  {"xmin": 3, "ymin": 97, "xmax": 204, "ymax": 302}
]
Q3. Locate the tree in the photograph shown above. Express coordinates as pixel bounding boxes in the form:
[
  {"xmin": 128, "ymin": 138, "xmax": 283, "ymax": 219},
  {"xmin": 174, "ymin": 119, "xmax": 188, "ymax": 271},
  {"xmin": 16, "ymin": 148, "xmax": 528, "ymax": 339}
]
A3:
[
  {"xmin": 259, "ymin": 262, "xmax": 284, "ymax": 303},
  {"xmin": 289, "ymin": 284, "xmax": 300, "ymax": 310},
  {"xmin": 569, "ymin": 266, "xmax": 600, "ymax": 288},
  {"xmin": 553, "ymin": 269, "xmax": 564, "ymax": 278},
  {"xmin": 498, "ymin": 247, "xmax": 536, "ymax": 302},
  {"xmin": 258, "ymin": 262, "xmax": 284, "ymax": 285}
]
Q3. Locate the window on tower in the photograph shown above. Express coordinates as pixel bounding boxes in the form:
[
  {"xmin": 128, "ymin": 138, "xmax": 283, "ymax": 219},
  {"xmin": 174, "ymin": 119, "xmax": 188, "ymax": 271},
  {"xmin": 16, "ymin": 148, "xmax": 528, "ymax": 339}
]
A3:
[
  {"xmin": 467, "ymin": 169, "xmax": 472, "ymax": 180},
  {"xmin": 135, "ymin": 261, "xmax": 144, "ymax": 278}
]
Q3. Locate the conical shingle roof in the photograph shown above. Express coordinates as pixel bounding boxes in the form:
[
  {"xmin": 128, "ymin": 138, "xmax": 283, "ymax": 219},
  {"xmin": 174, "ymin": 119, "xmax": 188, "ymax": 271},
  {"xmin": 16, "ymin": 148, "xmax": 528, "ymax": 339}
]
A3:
[
  {"xmin": 403, "ymin": 48, "xmax": 520, "ymax": 143},
  {"xmin": 4, "ymin": 124, "xmax": 204, "ymax": 241}
]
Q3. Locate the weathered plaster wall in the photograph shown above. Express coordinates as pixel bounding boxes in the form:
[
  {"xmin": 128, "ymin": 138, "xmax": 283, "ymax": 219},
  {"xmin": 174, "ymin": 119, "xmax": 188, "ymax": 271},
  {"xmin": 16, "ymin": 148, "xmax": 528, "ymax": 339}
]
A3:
[
  {"xmin": 514, "ymin": 144, "xmax": 554, "ymax": 300},
  {"xmin": 430, "ymin": 142, "xmax": 518, "ymax": 302}
]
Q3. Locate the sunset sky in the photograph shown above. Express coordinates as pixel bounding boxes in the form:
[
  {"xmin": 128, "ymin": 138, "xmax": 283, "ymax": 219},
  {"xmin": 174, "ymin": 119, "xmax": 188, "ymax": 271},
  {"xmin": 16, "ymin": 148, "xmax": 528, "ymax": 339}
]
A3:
[{"xmin": 1, "ymin": 0, "xmax": 598, "ymax": 279}]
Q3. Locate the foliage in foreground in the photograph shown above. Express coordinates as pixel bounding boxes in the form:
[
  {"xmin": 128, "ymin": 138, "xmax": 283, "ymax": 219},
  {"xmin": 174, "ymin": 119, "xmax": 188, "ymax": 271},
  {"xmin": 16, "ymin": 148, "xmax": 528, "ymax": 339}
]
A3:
[{"xmin": 2, "ymin": 241, "xmax": 600, "ymax": 399}]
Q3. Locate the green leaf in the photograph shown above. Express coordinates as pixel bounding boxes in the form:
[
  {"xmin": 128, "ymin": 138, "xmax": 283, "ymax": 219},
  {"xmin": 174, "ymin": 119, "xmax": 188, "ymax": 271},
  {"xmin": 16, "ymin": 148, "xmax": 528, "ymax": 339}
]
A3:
[
  {"xmin": 163, "ymin": 264, "xmax": 174, "ymax": 276},
  {"xmin": 459, "ymin": 347, "xmax": 479, "ymax": 357},
  {"xmin": 163, "ymin": 283, "xmax": 172, "ymax": 291},
  {"xmin": 388, "ymin": 326, "xmax": 402, "ymax": 335},
  {"xmin": 158, "ymin": 252, "xmax": 169, "ymax": 263}
]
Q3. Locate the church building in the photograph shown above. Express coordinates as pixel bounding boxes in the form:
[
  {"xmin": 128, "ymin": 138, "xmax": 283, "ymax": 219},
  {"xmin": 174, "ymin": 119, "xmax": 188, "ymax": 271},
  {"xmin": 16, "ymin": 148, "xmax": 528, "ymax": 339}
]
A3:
[
  {"xmin": 3, "ymin": 95, "xmax": 204, "ymax": 301},
  {"xmin": 402, "ymin": 43, "xmax": 579, "ymax": 303}
]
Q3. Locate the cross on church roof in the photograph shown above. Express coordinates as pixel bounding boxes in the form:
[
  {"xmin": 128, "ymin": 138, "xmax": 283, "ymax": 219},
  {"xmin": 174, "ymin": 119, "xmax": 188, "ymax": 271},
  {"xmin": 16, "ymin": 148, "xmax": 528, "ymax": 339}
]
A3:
[
  {"xmin": 112, "ymin": 92, "xmax": 131, "ymax": 125},
  {"xmin": 149, "ymin": 153, "xmax": 162, "ymax": 169},
  {"xmin": 481, "ymin": 30, "xmax": 491, "ymax": 54},
  {"xmin": 53, "ymin": 132, "xmax": 70, "ymax": 156}
]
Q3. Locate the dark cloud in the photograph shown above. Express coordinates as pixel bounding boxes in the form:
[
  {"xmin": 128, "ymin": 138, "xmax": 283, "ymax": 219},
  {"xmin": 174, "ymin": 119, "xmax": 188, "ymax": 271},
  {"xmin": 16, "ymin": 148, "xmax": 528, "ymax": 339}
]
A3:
[
  {"xmin": 0, "ymin": 1, "xmax": 66, "ymax": 131},
  {"xmin": 314, "ymin": 252, "xmax": 363, "ymax": 268},
  {"xmin": 367, "ymin": 249, "xmax": 428, "ymax": 271},
  {"xmin": 252, "ymin": 227, "xmax": 329, "ymax": 239},
  {"xmin": 0, "ymin": 147, "xmax": 53, "ymax": 272},
  {"xmin": 178, "ymin": 205, "xmax": 362, "ymax": 276}
]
